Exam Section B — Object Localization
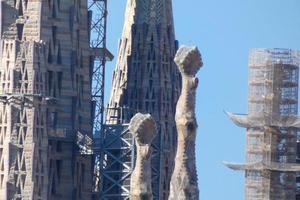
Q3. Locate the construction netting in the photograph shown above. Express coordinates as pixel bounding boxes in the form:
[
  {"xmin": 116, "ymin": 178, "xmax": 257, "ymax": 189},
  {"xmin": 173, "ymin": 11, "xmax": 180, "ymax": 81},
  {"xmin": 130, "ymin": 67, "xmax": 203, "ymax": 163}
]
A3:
[
  {"xmin": 248, "ymin": 48, "xmax": 300, "ymax": 118},
  {"xmin": 226, "ymin": 48, "xmax": 300, "ymax": 200}
]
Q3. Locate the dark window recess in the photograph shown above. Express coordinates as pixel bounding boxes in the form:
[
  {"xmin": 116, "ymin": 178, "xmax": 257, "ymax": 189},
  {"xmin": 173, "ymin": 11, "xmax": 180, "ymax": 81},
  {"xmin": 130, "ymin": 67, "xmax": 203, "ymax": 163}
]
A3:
[
  {"xmin": 51, "ymin": 177, "xmax": 56, "ymax": 194},
  {"xmin": 48, "ymin": 46, "xmax": 52, "ymax": 63},
  {"xmin": 71, "ymin": 97, "xmax": 77, "ymax": 130},
  {"xmin": 52, "ymin": 26, "xmax": 57, "ymax": 46},
  {"xmin": 53, "ymin": 83, "xmax": 57, "ymax": 98},
  {"xmin": 24, "ymin": 70, "xmax": 28, "ymax": 81},
  {"xmin": 89, "ymin": 56, "xmax": 94, "ymax": 85},
  {"xmin": 48, "ymin": 71, "xmax": 53, "ymax": 95},
  {"xmin": 87, "ymin": 11, "xmax": 92, "ymax": 41},
  {"xmin": 52, "ymin": 1, "xmax": 56, "ymax": 18},
  {"xmin": 75, "ymin": 3, "xmax": 80, "ymax": 21},
  {"xmin": 16, "ymin": 24, "xmax": 24, "ymax": 40},
  {"xmin": 149, "ymin": 80, "xmax": 153, "ymax": 89},
  {"xmin": 18, "ymin": 1, "xmax": 23, "ymax": 16},
  {"xmin": 57, "ymin": 72, "xmax": 62, "ymax": 95},
  {"xmin": 57, "ymin": 45, "xmax": 62, "ymax": 64},
  {"xmin": 17, "ymin": 71, "xmax": 22, "ymax": 88},
  {"xmin": 50, "ymin": 112, "xmax": 57, "ymax": 129}
]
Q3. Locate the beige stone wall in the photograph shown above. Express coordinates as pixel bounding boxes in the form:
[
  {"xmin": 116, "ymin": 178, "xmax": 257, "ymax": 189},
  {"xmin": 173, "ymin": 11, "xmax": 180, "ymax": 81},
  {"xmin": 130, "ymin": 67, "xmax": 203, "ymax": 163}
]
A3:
[{"xmin": 0, "ymin": 0, "xmax": 93, "ymax": 199}]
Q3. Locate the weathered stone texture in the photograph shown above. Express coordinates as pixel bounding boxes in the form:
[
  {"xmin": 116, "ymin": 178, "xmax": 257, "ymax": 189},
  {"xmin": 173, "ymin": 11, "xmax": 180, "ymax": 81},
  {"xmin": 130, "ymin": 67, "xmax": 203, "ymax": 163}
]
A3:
[
  {"xmin": 0, "ymin": 0, "xmax": 93, "ymax": 199},
  {"xmin": 169, "ymin": 46, "xmax": 202, "ymax": 200},
  {"xmin": 106, "ymin": 0, "xmax": 181, "ymax": 199},
  {"xmin": 129, "ymin": 113, "xmax": 156, "ymax": 200}
]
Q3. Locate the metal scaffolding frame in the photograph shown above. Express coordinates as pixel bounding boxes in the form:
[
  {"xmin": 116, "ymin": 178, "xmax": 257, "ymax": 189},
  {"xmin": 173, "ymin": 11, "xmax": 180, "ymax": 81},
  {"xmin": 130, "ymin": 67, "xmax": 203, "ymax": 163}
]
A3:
[
  {"xmin": 87, "ymin": 0, "xmax": 113, "ymax": 197},
  {"xmin": 88, "ymin": 0, "xmax": 113, "ymax": 137},
  {"xmin": 87, "ymin": 2, "xmax": 139, "ymax": 198},
  {"xmin": 226, "ymin": 48, "xmax": 300, "ymax": 200},
  {"xmin": 103, "ymin": 106, "xmax": 163, "ymax": 199},
  {"xmin": 94, "ymin": 123, "xmax": 135, "ymax": 200},
  {"xmin": 95, "ymin": 107, "xmax": 136, "ymax": 200}
]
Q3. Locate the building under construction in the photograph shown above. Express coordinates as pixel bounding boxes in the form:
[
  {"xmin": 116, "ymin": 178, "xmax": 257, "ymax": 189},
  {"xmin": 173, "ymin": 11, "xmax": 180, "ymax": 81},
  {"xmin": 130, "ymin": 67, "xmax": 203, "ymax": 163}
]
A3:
[
  {"xmin": 0, "ymin": 0, "xmax": 113, "ymax": 199},
  {"xmin": 5, "ymin": 0, "xmax": 300, "ymax": 200},
  {"xmin": 226, "ymin": 48, "xmax": 300, "ymax": 200},
  {"xmin": 0, "ymin": 0, "xmax": 180, "ymax": 199},
  {"xmin": 98, "ymin": 0, "xmax": 181, "ymax": 199}
]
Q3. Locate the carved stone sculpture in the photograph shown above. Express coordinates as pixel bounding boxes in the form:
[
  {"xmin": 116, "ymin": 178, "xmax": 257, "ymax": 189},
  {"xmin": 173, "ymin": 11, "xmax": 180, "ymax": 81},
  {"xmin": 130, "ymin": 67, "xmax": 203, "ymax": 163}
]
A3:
[
  {"xmin": 169, "ymin": 46, "xmax": 203, "ymax": 200},
  {"xmin": 129, "ymin": 113, "xmax": 157, "ymax": 200}
]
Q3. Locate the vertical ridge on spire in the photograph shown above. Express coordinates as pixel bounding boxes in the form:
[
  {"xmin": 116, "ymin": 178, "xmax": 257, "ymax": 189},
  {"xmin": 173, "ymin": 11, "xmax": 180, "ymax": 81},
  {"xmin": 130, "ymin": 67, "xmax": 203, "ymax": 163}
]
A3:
[{"xmin": 106, "ymin": 0, "xmax": 180, "ymax": 199}]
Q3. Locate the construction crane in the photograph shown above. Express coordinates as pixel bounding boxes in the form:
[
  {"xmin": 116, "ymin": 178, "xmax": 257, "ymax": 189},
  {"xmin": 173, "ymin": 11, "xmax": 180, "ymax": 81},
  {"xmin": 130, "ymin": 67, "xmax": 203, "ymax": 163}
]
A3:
[{"xmin": 87, "ymin": 0, "xmax": 113, "ymax": 196}]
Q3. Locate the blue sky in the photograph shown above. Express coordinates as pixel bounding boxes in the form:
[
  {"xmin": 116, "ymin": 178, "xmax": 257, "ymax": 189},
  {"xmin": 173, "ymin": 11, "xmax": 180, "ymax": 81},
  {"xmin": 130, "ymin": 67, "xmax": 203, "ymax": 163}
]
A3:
[{"xmin": 104, "ymin": 1, "xmax": 300, "ymax": 199}]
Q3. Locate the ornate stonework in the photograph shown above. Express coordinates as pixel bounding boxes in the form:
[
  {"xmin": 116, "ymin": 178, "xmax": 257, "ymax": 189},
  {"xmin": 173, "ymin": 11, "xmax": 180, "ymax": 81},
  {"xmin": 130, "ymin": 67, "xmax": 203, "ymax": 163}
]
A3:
[
  {"xmin": 169, "ymin": 46, "xmax": 203, "ymax": 200},
  {"xmin": 0, "ymin": 1, "xmax": 93, "ymax": 199},
  {"xmin": 129, "ymin": 113, "xmax": 156, "ymax": 200},
  {"xmin": 106, "ymin": 0, "xmax": 181, "ymax": 199}
]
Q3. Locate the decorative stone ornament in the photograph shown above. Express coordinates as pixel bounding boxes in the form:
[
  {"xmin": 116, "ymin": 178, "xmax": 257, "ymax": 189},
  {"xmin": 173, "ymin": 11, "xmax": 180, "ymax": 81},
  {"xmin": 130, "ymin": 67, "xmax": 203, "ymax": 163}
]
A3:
[
  {"xmin": 169, "ymin": 46, "xmax": 203, "ymax": 200},
  {"xmin": 129, "ymin": 113, "xmax": 157, "ymax": 200}
]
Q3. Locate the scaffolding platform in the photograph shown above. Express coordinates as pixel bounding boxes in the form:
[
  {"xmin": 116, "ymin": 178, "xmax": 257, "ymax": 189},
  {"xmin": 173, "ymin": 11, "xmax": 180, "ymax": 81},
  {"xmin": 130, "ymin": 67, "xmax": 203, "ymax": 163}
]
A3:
[{"xmin": 224, "ymin": 161, "xmax": 300, "ymax": 172}]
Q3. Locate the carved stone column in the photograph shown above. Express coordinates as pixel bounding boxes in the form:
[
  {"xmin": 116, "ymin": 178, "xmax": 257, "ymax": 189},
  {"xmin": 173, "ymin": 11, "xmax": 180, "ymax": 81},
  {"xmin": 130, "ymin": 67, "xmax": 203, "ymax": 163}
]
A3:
[
  {"xmin": 129, "ymin": 113, "xmax": 157, "ymax": 200},
  {"xmin": 169, "ymin": 46, "xmax": 203, "ymax": 200}
]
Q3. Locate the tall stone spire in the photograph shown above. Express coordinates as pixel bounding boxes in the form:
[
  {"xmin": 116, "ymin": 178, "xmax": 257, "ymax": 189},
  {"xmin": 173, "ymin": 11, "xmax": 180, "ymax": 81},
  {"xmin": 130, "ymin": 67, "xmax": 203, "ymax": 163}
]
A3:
[
  {"xmin": 107, "ymin": 0, "xmax": 181, "ymax": 199},
  {"xmin": 0, "ymin": 1, "xmax": 93, "ymax": 199}
]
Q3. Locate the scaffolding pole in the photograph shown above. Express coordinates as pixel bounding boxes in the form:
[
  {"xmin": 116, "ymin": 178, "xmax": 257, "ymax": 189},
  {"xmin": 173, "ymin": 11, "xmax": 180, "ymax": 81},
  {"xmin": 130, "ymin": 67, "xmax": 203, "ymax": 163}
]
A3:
[{"xmin": 87, "ymin": 0, "xmax": 113, "ymax": 197}]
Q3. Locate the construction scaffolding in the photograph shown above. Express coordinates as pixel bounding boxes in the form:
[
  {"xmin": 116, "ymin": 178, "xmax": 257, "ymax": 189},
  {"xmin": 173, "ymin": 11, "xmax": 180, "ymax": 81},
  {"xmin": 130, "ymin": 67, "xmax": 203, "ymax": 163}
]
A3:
[
  {"xmin": 87, "ymin": 0, "xmax": 114, "ymax": 197},
  {"xmin": 95, "ymin": 124, "xmax": 134, "ymax": 199},
  {"xmin": 88, "ymin": 0, "xmax": 113, "ymax": 137},
  {"xmin": 103, "ymin": 105, "xmax": 165, "ymax": 199},
  {"xmin": 93, "ymin": 107, "xmax": 136, "ymax": 200},
  {"xmin": 226, "ymin": 48, "xmax": 300, "ymax": 200}
]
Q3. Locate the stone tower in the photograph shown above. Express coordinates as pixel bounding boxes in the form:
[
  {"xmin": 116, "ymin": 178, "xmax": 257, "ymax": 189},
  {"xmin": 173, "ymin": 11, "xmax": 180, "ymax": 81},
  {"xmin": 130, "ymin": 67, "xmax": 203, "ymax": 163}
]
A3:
[
  {"xmin": 0, "ymin": 1, "xmax": 93, "ymax": 199},
  {"xmin": 226, "ymin": 48, "xmax": 300, "ymax": 200},
  {"xmin": 106, "ymin": 0, "xmax": 181, "ymax": 199}
]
